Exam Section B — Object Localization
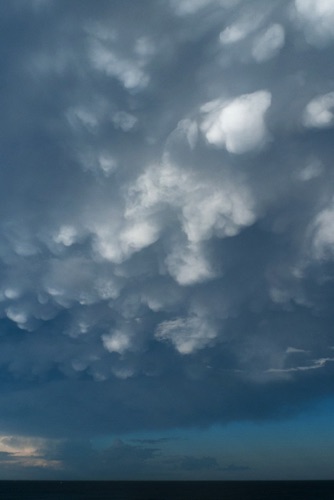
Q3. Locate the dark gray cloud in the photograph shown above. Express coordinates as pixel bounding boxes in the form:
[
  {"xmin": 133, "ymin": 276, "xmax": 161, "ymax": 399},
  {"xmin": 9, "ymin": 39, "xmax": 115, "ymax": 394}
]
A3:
[{"xmin": 0, "ymin": 0, "xmax": 334, "ymax": 448}]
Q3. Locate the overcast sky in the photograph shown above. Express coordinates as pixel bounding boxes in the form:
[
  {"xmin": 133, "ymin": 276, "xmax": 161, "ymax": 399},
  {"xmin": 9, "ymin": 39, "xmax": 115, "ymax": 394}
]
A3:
[{"xmin": 1, "ymin": 0, "xmax": 334, "ymax": 480}]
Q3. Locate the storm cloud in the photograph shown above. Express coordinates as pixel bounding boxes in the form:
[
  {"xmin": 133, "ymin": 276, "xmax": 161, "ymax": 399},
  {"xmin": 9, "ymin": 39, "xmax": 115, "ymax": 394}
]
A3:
[{"xmin": 0, "ymin": 0, "xmax": 334, "ymax": 455}]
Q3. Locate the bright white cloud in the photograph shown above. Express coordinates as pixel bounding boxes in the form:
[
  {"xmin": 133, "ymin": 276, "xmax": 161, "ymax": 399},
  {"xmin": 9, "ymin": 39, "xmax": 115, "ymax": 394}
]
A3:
[
  {"xmin": 201, "ymin": 91, "xmax": 272, "ymax": 154},
  {"xmin": 181, "ymin": 184, "xmax": 255, "ymax": 242},
  {"xmin": 102, "ymin": 330, "xmax": 131, "ymax": 355},
  {"xmin": 126, "ymin": 160, "xmax": 256, "ymax": 285},
  {"xmin": 53, "ymin": 226, "xmax": 78, "ymax": 247},
  {"xmin": 294, "ymin": 0, "xmax": 334, "ymax": 46},
  {"xmin": 156, "ymin": 315, "xmax": 217, "ymax": 354},
  {"xmin": 303, "ymin": 92, "xmax": 334, "ymax": 128},
  {"xmin": 166, "ymin": 242, "xmax": 214, "ymax": 286},
  {"xmin": 120, "ymin": 220, "xmax": 160, "ymax": 254},
  {"xmin": 310, "ymin": 203, "xmax": 334, "ymax": 259}
]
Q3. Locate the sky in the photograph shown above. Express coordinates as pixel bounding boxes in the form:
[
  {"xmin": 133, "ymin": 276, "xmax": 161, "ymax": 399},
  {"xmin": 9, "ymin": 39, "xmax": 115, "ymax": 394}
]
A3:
[{"xmin": 0, "ymin": 0, "xmax": 334, "ymax": 480}]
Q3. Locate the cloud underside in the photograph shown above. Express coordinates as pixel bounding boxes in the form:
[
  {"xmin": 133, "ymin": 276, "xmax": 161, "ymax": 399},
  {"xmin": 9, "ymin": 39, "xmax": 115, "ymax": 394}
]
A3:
[{"xmin": 0, "ymin": 0, "xmax": 334, "ymax": 438}]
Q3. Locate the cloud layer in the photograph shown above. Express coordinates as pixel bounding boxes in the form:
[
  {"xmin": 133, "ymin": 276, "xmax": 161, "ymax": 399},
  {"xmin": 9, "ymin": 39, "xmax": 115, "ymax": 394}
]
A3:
[{"xmin": 0, "ymin": 0, "xmax": 334, "ymax": 443}]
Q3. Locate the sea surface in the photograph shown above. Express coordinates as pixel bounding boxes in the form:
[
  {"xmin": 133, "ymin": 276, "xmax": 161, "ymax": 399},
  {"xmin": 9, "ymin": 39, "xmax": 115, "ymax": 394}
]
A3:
[{"xmin": 0, "ymin": 480, "xmax": 333, "ymax": 500}]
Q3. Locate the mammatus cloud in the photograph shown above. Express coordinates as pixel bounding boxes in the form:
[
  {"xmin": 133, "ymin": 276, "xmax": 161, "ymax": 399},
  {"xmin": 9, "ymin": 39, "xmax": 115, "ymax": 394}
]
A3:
[
  {"xmin": 0, "ymin": 0, "xmax": 334, "ymax": 452},
  {"xmin": 293, "ymin": 0, "xmax": 334, "ymax": 47},
  {"xmin": 156, "ymin": 315, "xmax": 217, "ymax": 354},
  {"xmin": 200, "ymin": 90, "xmax": 271, "ymax": 153},
  {"xmin": 251, "ymin": 24, "xmax": 285, "ymax": 63},
  {"xmin": 303, "ymin": 92, "xmax": 334, "ymax": 129}
]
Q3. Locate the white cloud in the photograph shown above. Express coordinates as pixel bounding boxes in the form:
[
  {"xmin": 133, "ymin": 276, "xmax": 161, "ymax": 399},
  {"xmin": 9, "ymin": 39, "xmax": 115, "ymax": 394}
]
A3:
[
  {"xmin": 112, "ymin": 111, "xmax": 138, "ymax": 132},
  {"xmin": 0, "ymin": 434, "xmax": 61, "ymax": 470},
  {"xmin": 219, "ymin": 13, "xmax": 261, "ymax": 45},
  {"xmin": 294, "ymin": 0, "xmax": 334, "ymax": 47},
  {"xmin": 286, "ymin": 347, "xmax": 309, "ymax": 354},
  {"xmin": 120, "ymin": 220, "xmax": 160, "ymax": 254},
  {"xmin": 89, "ymin": 41, "xmax": 149, "ymax": 90},
  {"xmin": 126, "ymin": 160, "xmax": 256, "ymax": 285},
  {"xmin": 201, "ymin": 91, "xmax": 271, "ymax": 154},
  {"xmin": 111, "ymin": 366, "xmax": 135, "ymax": 379},
  {"xmin": 310, "ymin": 203, "xmax": 334, "ymax": 259},
  {"xmin": 219, "ymin": 5, "xmax": 273, "ymax": 47},
  {"xmin": 175, "ymin": 119, "xmax": 198, "ymax": 149},
  {"xmin": 94, "ymin": 278, "xmax": 120, "ymax": 301},
  {"xmin": 219, "ymin": 23, "xmax": 251, "ymax": 45},
  {"xmin": 252, "ymin": 24, "xmax": 285, "ymax": 63},
  {"xmin": 130, "ymin": 161, "xmax": 256, "ymax": 241},
  {"xmin": 90, "ymin": 216, "xmax": 124, "ymax": 264},
  {"xmin": 4, "ymin": 288, "xmax": 21, "ymax": 300},
  {"xmin": 303, "ymin": 92, "xmax": 334, "ymax": 128},
  {"xmin": 6, "ymin": 308, "xmax": 28, "ymax": 328},
  {"xmin": 181, "ymin": 184, "xmax": 255, "ymax": 242},
  {"xmin": 67, "ymin": 106, "xmax": 100, "ymax": 131},
  {"xmin": 297, "ymin": 158, "xmax": 323, "ymax": 181},
  {"xmin": 91, "ymin": 216, "xmax": 160, "ymax": 264},
  {"xmin": 156, "ymin": 315, "xmax": 217, "ymax": 354},
  {"xmin": 102, "ymin": 330, "xmax": 132, "ymax": 355},
  {"xmin": 268, "ymin": 357, "xmax": 334, "ymax": 374},
  {"xmin": 97, "ymin": 154, "xmax": 118, "ymax": 176},
  {"xmin": 53, "ymin": 226, "xmax": 78, "ymax": 247},
  {"xmin": 166, "ymin": 242, "xmax": 214, "ymax": 286}
]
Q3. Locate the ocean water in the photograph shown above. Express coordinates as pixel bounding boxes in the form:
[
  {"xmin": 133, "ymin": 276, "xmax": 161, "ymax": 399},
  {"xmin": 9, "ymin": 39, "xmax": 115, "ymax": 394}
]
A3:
[{"xmin": 0, "ymin": 480, "xmax": 333, "ymax": 500}]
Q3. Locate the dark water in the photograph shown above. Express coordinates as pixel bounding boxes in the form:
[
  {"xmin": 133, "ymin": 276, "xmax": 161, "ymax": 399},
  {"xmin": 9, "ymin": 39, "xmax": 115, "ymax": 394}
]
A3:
[{"xmin": 0, "ymin": 481, "xmax": 333, "ymax": 500}]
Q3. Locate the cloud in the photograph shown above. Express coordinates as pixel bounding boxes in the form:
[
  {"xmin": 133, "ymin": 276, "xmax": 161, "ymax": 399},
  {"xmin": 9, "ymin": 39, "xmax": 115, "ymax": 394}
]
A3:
[
  {"xmin": 0, "ymin": 435, "xmax": 61, "ymax": 476},
  {"xmin": 309, "ymin": 202, "xmax": 334, "ymax": 259},
  {"xmin": 102, "ymin": 330, "xmax": 132, "ymax": 356},
  {"xmin": 293, "ymin": 0, "xmax": 334, "ymax": 47},
  {"xmin": 251, "ymin": 24, "xmax": 285, "ymax": 63},
  {"xmin": 303, "ymin": 92, "xmax": 334, "ymax": 128},
  {"xmin": 0, "ymin": 0, "xmax": 334, "ymax": 447},
  {"xmin": 267, "ymin": 358, "xmax": 334, "ymax": 375},
  {"xmin": 156, "ymin": 314, "xmax": 217, "ymax": 354},
  {"xmin": 200, "ymin": 91, "xmax": 272, "ymax": 153}
]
